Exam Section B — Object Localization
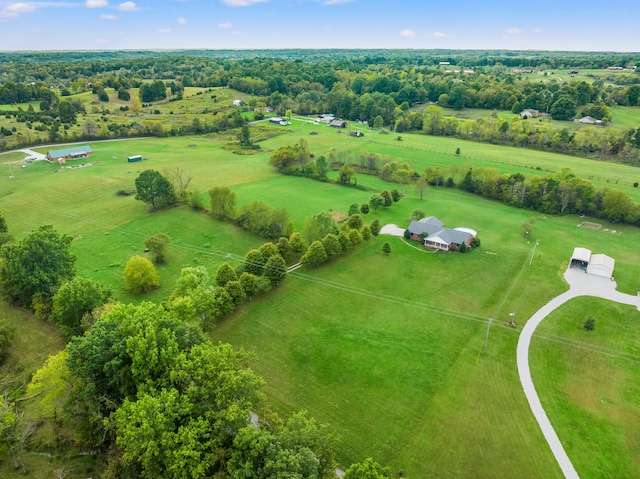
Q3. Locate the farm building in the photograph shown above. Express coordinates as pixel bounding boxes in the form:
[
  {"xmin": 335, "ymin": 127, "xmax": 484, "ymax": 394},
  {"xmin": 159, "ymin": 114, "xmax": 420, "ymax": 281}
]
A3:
[
  {"xmin": 406, "ymin": 216, "xmax": 475, "ymax": 252},
  {"xmin": 570, "ymin": 247, "xmax": 615, "ymax": 279},
  {"xmin": 349, "ymin": 130, "xmax": 364, "ymax": 137},
  {"xmin": 575, "ymin": 116, "xmax": 602, "ymax": 125},
  {"xmin": 127, "ymin": 155, "xmax": 143, "ymax": 163},
  {"xmin": 269, "ymin": 117, "xmax": 284, "ymax": 124},
  {"xmin": 47, "ymin": 145, "xmax": 93, "ymax": 164},
  {"xmin": 233, "ymin": 99, "xmax": 242, "ymax": 106},
  {"xmin": 520, "ymin": 109, "xmax": 540, "ymax": 119},
  {"xmin": 330, "ymin": 120, "xmax": 347, "ymax": 128}
]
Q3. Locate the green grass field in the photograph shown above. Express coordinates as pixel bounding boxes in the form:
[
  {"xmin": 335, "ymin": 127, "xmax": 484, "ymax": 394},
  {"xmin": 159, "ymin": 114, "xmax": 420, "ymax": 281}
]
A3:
[
  {"xmin": 2, "ymin": 122, "xmax": 640, "ymax": 477},
  {"xmin": 530, "ymin": 297, "xmax": 640, "ymax": 478}
]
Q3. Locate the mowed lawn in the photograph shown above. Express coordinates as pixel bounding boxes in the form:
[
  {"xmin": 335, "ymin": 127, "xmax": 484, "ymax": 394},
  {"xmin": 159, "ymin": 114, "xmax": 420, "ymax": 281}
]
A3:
[
  {"xmin": 0, "ymin": 136, "xmax": 277, "ymax": 301},
  {"xmin": 264, "ymin": 119, "xmax": 640, "ymax": 202},
  {"xmin": 2, "ymin": 126, "xmax": 640, "ymax": 477},
  {"xmin": 530, "ymin": 297, "xmax": 640, "ymax": 478},
  {"xmin": 213, "ymin": 183, "xmax": 640, "ymax": 477}
]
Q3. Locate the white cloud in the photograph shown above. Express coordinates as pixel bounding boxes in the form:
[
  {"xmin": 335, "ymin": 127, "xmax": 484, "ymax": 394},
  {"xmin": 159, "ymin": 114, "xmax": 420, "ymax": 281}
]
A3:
[
  {"xmin": 158, "ymin": 28, "xmax": 172, "ymax": 33},
  {"xmin": 177, "ymin": 16, "xmax": 186, "ymax": 24},
  {"xmin": 0, "ymin": 2, "xmax": 37, "ymax": 19},
  {"xmin": 533, "ymin": 27, "xmax": 544, "ymax": 33},
  {"xmin": 220, "ymin": 0, "xmax": 268, "ymax": 6},
  {"xmin": 322, "ymin": 0, "xmax": 354, "ymax": 4},
  {"xmin": 8, "ymin": 2, "xmax": 37, "ymax": 11},
  {"xmin": 217, "ymin": 21, "xmax": 232, "ymax": 28},
  {"xmin": 117, "ymin": 1, "xmax": 139, "ymax": 11},
  {"xmin": 400, "ymin": 29, "xmax": 417, "ymax": 38},
  {"xmin": 100, "ymin": 13, "xmax": 117, "ymax": 19},
  {"xmin": 86, "ymin": 0, "xmax": 108, "ymax": 7},
  {"xmin": 504, "ymin": 27, "xmax": 522, "ymax": 34},
  {"xmin": 432, "ymin": 31, "xmax": 451, "ymax": 38}
]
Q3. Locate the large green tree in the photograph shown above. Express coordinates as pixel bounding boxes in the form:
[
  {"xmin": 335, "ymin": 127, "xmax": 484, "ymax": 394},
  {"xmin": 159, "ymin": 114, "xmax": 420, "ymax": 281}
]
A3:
[
  {"xmin": 263, "ymin": 254, "xmax": 287, "ymax": 285},
  {"xmin": 343, "ymin": 457, "xmax": 392, "ymax": 479},
  {"xmin": 209, "ymin": 186, "xmax": 237, "ymax": 220},
  {"xmin": 301, "ymin": 241, "xmax": 328, "ymax": 267},
  {"xmin": 144, "ymin": 233, "xmax": 171, "ymax": 265},
  {"xmin": 550, "ymin": 96, "xmax": 577, "ymax": 121},
  {"xmin": 302, "ymin": 211, "xmax": 338, "ymax": 244},
  {"xmin": 51, "ymin": 277, "xmax": 113, "ymax": 338},
  {"xmin": 227, "ymin": 411, "xmax": 336, "ymax": 479},
  {"xmin": 135, "ymin": 170, "xmax": 177, "ymax": 210},
  {"xmin": 66, "ymin": 301, "xmax": 206, "ymax": 446},
  {"xmin": 0, "ymin": 224, "xmax": 75, "ymax": 307},
  {"xmin": 114, "ymin": 342, "xmax": 263, "ymax": 479}
]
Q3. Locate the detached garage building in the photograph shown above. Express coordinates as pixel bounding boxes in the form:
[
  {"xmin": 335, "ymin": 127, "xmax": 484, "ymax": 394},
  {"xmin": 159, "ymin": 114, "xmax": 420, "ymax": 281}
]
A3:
[
  {"xmin": 587, "ymin": 254, "xmax": 615, "ymax": 278},
  {"xmin": 570, "ymin": 247, "xmax": 615, "ymax": 279}
]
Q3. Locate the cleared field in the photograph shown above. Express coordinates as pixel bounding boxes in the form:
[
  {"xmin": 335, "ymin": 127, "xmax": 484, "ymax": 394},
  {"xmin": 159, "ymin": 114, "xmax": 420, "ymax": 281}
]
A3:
[
  {"xmin": 2, "ymin": 124, "xmax": 640, "ymax": 477},
  {"xmin": 609, "ymin": 105, "xmax": 640, "ymax": 129},
  {"xmin": 530, "ymin": 297, "xmax": 640, "ymax": 478},
  {"xmin": 213, "ymin": 184, "xmax": 640, "ymax": 476}
]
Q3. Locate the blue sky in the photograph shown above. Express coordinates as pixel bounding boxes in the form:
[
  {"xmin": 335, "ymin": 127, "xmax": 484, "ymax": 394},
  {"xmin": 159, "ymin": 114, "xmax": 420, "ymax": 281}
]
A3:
[{"xmin": 0, "ymin": 0, "xmax": 639, "ymax": 52}]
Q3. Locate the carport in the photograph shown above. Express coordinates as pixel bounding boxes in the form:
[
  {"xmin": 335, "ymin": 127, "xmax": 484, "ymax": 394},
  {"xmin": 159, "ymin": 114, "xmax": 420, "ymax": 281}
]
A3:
[{"xmin": 570, "ymin": 247, "xmax": 591, "ymax": 270}]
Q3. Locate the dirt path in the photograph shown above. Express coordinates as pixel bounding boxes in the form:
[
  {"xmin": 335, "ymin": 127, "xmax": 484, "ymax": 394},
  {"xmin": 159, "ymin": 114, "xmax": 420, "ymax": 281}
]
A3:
[{"xmin": 517, "ymin": 267, "xmax": 640, "ymax": 479}]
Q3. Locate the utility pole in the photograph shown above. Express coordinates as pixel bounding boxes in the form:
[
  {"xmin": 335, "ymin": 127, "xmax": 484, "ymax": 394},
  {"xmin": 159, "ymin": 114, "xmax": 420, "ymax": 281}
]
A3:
[{"xmin": 484, "ymin": 318, "xmax": 493, "ymax": 353}]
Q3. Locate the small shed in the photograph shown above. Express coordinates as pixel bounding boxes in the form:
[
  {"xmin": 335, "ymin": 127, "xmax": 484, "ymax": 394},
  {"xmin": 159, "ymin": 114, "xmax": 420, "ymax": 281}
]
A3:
[
  {"xmin": 269, "ymin": 117, "xmax": 284, "ymax": 124},
  {"xmin": 127, "ymin": 155, "xmax": 143, "ymax": 163},
  {"xmin": 587, "ymin": 254, "xmax": 615, "ymax": 279},
  {"xmin": 233, "ymin": 99, "xmax": 242, "ymax": 106},
  {"xmin": 349, "ymin": 130, "xmax": 364, "ymax": 137}
]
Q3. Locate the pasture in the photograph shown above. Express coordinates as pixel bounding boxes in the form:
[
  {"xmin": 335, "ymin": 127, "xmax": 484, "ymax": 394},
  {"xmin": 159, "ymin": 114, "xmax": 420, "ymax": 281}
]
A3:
[{"xmin": 1, "ymin": 122, "xmax": 640, "ymax": 476}]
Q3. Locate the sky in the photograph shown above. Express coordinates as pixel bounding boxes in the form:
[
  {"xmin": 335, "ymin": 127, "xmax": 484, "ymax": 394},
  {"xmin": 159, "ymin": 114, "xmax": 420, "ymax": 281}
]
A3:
[{"xmin": 0, "ymin": 0, "xmax": 639, "ymax": 52}]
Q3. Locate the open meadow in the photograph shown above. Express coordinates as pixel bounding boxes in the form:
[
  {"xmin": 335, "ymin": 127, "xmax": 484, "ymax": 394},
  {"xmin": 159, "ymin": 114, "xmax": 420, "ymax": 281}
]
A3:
[{"xmin": 1, "ymin": 120, "xmax": 640, "ymax": 477}]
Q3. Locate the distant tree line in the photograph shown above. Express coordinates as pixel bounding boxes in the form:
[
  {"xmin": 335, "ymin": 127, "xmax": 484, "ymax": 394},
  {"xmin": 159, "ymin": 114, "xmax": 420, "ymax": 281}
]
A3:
[{"xmin": 421, "ymin": 105, "xmax": 640, "ymax": 166}]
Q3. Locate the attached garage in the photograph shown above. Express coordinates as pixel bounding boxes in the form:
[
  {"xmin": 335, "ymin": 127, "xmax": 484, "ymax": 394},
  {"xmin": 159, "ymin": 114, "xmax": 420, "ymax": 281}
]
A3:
[{"xmin": 586, "ymin": 254, "xmax": 615, "ymax": 279}]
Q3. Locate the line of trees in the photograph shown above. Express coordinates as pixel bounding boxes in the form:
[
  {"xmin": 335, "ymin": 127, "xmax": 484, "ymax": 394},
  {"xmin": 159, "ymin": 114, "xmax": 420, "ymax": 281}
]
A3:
[{"xmin": 424, "ymin": 165, "xmax": 640, "ymax": 225}]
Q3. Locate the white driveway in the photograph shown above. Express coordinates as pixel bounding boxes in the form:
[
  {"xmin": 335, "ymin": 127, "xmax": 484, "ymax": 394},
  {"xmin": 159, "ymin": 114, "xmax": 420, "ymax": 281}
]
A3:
[
  {"xmin": 517, "ymin": 267, "xmax": 640, "ymax": 479},
  {"xmin": 379, "ymin": 224, "xmax": 405, "ymax": 236}
]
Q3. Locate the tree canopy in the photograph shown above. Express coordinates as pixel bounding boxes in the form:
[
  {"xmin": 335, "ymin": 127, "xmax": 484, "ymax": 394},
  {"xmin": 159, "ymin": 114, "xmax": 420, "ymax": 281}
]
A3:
[
  {"xmin": 135, "ymin": 170, "xmax": 177, "ymax": 210},
  {"xmin": 0, "ymin": 224, "xmax": 75, "ymax": 307}
]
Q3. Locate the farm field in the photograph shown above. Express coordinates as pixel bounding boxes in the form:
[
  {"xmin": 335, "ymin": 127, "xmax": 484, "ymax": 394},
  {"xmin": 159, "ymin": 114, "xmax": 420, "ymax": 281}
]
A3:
[{"xmin": 1, "ymin": 122, "xmax": 640, "ymax": 477}]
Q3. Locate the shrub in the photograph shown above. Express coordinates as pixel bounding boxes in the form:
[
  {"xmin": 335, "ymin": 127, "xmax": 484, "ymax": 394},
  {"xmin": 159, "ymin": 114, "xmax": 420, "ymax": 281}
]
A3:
[
  {"xmin": 584, "ymin": 316, "xmax": 595, "ymax": 331},
  {"xmin": 382, "ymin": 242, "xmax": 391, "ymax": 255},
  {"xmin": 123, "ymin": 255, "xmax": 159, "ymax": 293}
]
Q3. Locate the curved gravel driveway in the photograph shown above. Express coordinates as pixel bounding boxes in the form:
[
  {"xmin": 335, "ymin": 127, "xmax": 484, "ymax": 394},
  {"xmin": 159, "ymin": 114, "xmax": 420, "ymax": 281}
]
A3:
[{"xmin": 517, "ymin": 267, "xmax": 640, "ymax": 479}]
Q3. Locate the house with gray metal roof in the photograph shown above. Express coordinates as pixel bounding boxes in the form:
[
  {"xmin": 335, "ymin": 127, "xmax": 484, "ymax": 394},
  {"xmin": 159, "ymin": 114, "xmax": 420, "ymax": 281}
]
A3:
[
  {"xmin": 407, "ymin": 216, "xmax": 475, "ymax": 252},
  {"xmin": 47, "ymin": 145, "xmax": 94, "ymax": 164}
]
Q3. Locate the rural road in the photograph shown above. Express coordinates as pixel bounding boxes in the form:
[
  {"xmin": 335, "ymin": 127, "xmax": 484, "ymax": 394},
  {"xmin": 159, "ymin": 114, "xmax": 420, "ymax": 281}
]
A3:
[{"xmin": 517, "ymin": 266, "xmax": 640, "ymax": 479}]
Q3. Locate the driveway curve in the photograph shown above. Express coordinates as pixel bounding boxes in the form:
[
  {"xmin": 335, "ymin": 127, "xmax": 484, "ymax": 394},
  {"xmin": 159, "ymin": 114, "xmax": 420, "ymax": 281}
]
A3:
[{"xmin": 517, "ymin": 267, "xmax": 640, "ymax": 479}]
